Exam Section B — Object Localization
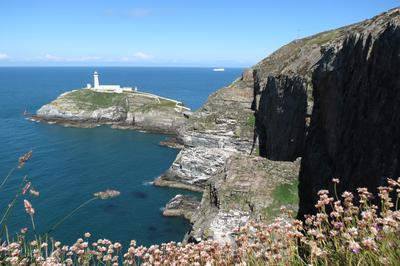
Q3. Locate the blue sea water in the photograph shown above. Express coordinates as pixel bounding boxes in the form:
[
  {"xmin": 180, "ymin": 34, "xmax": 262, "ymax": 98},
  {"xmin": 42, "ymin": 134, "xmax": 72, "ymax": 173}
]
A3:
[{"xmin": 0, "ymin": 67, "xmax": 243, "ymax": 247}]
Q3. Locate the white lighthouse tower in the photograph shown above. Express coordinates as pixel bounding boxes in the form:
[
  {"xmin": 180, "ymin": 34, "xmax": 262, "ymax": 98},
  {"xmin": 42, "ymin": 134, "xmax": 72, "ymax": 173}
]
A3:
[
  {"xmin": 93, "ymin": 71, "xmax": 100, "ymax": 89},
  {"xmin": 87, "ymin": 71, "xmax": 134, "ymax": 93}
]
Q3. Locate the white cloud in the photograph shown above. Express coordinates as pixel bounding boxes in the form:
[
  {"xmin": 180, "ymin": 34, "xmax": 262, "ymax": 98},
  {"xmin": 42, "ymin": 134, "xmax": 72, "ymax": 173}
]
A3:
[
  {"xmin": 44, "ymin": 54, "xmax": 64, "ymax": 61},
  {"xmin": 30, "ymin": 54, "xmax": 101, "ymax": 62},
  {"xmin": 133, "ymin": 52, "xmax": 154, "ymax": 60},
  {"xmin": 0, "ymin": 53, "xmax": 10, "ymax": 60}
]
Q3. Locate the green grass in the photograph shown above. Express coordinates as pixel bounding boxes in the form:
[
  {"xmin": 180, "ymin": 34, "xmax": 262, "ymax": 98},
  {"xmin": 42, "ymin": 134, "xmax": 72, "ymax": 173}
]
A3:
[
  {"xmin": 263, "ymin": 179, "xmax": 299, "ymax": 218},
  {"xmin": 158, "ymin": 99, "xmax": 177, "ymax": 107},
  {"xmin": 271, "ymin": 180, "xmax": 299, "ymax": 205},
  {"xmin": 63, "ymin": 90, "xmax": 179, "ymax": 113},
  {"xmin": 63, "ymin": 90, "xmax": 126, "ymax": 110},
  {"xmin": 307, "ymin": 29, "xmax": 342, "ymax": 46},
  {"xmin": 246, "ymin": 114, "xmax": 256, "ymax": 127}
]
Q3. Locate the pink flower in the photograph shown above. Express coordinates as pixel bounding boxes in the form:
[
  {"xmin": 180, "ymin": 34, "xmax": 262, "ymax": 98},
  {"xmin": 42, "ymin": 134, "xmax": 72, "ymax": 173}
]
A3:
[
  {"xmin": 22, "ymin": 182, "xmax": 31, "ymax": 195},
  {"xmin": 29, "ymin": 189, "xmax": 40, "ymax": 197},
  {"xmin": 348, "ymin": 241, "xmax": 361, "ymax": 254},
  {"xmin": 23, "ymin": 200, "xmax": 35, "ymax": 216},
  {"xmin": 18, "ymin": 150, "xmax": 32, "ymax": 168}
]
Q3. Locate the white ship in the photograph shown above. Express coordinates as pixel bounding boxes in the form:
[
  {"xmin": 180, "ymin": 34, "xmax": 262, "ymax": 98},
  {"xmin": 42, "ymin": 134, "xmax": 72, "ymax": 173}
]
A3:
[{"xmin": 213, "ymin": 68, "xmax": 225, "ymax": 72}]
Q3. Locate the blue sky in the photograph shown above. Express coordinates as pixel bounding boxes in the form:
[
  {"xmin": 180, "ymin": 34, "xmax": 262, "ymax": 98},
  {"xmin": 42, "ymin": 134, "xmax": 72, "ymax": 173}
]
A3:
[{"xmin": 0, "ymin": 0, "xmax": 398, "ymax": 67}]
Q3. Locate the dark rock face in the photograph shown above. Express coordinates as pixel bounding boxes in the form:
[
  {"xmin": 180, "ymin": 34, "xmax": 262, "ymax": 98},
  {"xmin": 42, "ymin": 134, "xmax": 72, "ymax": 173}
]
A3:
[
  {"xmin": 298, "ymin": 25, "xmax": 400, "ymax": 218},
  {"xmin": 162, "ymin": 194, "xmax": 200, "ymax": 220},
  {"xmin": 256, "ymin": 74, "xmax": 308, "ymax": 161}
]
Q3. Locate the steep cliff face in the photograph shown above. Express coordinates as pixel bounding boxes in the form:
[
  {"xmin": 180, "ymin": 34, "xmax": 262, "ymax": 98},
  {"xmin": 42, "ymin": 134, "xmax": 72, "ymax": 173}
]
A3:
[
  {"xmin": 256, "ymin": 75, "xmax": 307, "ymax": 161},
  {"xmin": 253, "ymin": 8, "xmax": 400, "ymax": 164},
  {"xmin": 298, "ymin": 21, "xmax": 400, "ymax": 217}
]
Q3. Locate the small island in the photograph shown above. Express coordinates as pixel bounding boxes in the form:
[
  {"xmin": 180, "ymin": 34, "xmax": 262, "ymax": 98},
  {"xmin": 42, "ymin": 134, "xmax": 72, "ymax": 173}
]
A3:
[{"xmin": 34, "ymin": 72, "xmax": 191, "ymax": 134}]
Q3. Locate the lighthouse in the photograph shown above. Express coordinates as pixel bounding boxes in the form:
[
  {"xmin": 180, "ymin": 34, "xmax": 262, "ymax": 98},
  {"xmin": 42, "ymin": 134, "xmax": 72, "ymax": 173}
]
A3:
[
  {"xmin": 88, "ymin": 71, "xmax": 134, "ymax": 93},
  {"xmin": 93, "ymin": 71, "xmax": 100, "ymax": 89}
]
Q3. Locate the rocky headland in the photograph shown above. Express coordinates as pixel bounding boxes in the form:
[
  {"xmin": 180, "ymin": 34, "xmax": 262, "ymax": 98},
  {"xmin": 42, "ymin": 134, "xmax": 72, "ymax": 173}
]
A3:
[
  {"xmin": 35, "ymin": 89, "xmax": 191, "ymax": 134},
  {"xmin": 157, "ymin": 7, "xmax": 400, "ymax": 244}
]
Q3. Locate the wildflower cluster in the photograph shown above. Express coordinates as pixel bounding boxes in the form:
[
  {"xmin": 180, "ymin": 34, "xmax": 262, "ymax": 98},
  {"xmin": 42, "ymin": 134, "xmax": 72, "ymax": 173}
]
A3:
[
  {"xmin": 1, "ymin": 152, "xmax": 399, "ymax": 265},
  {"xmin": 0, "ymin": 178, "xmax": 399, "ymax": 265}
]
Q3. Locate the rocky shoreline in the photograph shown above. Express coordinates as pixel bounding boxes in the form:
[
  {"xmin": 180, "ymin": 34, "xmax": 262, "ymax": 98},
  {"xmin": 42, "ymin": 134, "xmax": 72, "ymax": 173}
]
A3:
[{"xmin": 31, "ymin": 115, "xmax": 185, "ymax": 135}]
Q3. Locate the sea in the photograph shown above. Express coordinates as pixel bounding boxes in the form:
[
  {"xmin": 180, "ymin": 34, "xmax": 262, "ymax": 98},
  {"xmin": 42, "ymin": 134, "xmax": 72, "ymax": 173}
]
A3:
[{"xmin": 0, "ymin": 67, "xmax": 243, "ymax": 247}]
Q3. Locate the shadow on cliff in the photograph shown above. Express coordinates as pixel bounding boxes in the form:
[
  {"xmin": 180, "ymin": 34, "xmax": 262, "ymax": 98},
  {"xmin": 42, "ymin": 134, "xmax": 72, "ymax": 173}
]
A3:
[{"xmin": 298, "ymin": 24, "xmax": 400, "ymax": 218}]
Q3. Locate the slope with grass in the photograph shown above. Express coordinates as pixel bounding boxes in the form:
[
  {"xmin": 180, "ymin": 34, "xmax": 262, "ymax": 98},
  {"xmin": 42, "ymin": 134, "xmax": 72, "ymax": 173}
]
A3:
[{"xmin": 35, "ymin": 89, "xmax": 191, "ymax": 134}]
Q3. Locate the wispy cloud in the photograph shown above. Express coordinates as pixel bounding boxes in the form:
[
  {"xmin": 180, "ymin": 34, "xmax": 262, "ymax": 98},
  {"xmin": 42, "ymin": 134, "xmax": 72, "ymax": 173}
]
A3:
[
  {"xmin": 127, "ymin": 9, "xmax": 152, "ymax": 18},
  {"xmin": 133, "ymin": 52, "xmax": 154, "ymax": 60},
  {"xmin": 118, "ymin": 52, "xmax": 155, "ymax": 62},
  {"xmin": 44, "ymin": 54, "xmax": 63, "ymax": 62},
  {"xmin": 25, "ymin": 54, "xmax": 101, "ymax": 62},
  {"xmin": 0, "ymin": 53, "xmax": 10, "ymax": 60}
]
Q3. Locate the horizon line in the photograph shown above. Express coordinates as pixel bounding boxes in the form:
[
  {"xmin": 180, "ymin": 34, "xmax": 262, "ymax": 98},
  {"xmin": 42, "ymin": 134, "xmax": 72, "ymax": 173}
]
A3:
[{"xmin": 0, "ymin": 65, "xmax": 249, "ymax": 69}]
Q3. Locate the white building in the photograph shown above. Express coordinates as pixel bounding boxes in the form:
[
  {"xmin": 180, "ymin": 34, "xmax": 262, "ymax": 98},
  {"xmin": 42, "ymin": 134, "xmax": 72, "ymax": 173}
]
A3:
[{"xmin": 87, "ymin": 71, "xmax": 134, "ymax": 93}]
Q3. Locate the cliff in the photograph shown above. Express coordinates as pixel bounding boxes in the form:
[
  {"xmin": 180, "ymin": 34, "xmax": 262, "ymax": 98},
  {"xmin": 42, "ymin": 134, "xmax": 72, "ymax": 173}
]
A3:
[
  {"xmin": 298, "ymin": 10, "xmax": 400, "ymax": 217},
  {"xmin": 158, "ymin": 7, "xmax": 400, "ymax": 244},
  {"xmin": 253, "ymin": 7, "xmax": 400, "ymax": 218},
  {"xmin": 35, "ymin": 89, "xmax": 190, "ymax": 134}
]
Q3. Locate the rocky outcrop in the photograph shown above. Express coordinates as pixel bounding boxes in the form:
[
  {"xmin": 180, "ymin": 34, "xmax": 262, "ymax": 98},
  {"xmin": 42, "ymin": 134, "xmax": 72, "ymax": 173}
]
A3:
[
  {"xmin": 186, "ymin": 155, "xmax": 300, "ymax": 244},
  {"xmin": 154, "ymin": 147, "xmax": 235, "ymax": 192},
  {"xmin": 298, "ymin": 15, "xmax": 400, "ymax": 218},
  {"xmin": 155, "ymin": 71, "xmax": 256, "ymax": 191},
  {"xmin": 162, "ymin": 194, "xmax": 200, "ymax": 220},
  {"xmin": 35, "ymin": 89, "xmax": 190, "ymax": 134}
]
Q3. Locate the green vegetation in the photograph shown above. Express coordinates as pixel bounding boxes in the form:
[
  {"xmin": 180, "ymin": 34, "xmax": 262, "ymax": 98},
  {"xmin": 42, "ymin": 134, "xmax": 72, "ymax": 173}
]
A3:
[
  {"xmin": 271, "ymin": 180, "xmax": 299, "ymax": 205},
  {"xmin": 62, "ymin": 90, "xmax": 179, "ymax": 113},
  {"xmin": 255, "ymin": 146, "xmax": 260, "ymax": 156},
  {"xmin": 246, "ymin": 114, "xmax": 256, "ymax": 128},
  {"xmin": 63, "ymin": 90, "xmax": 126, "ymax": 110},
  {"xmin": 307, "ymin": 29, "xmax": 342, "ymax": 46},
  {"xmin": 133, "ymin": 98, "xmax": 177, "ymax": 113},
  {"xmin": 158, "ymin": 99, "xmax": 177, "ymax": 107},
  {"xmin": 233, "ymin": 112, "xmax": 256, "ymax": 139},
  {"xmin": 263, "ymin": 179, "xmax": 299, "ymax": 218}
]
